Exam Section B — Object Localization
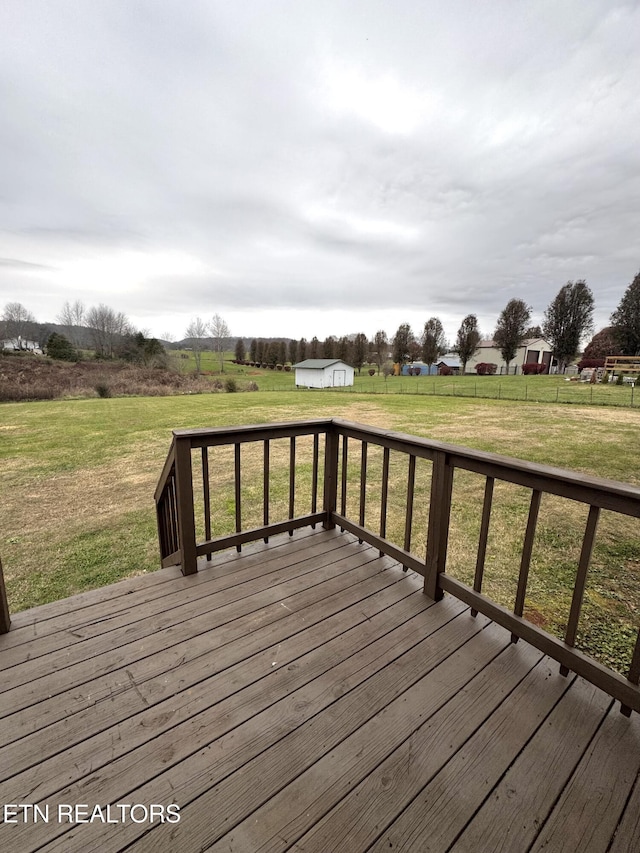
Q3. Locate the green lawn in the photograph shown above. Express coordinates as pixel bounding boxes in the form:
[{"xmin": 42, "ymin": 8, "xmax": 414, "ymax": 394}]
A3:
[
  {"xmin": 1, "ymin": 390, "xmax": 638, "ymax": 674},
  {"xmin": 174, "ymin": 350, "xmax": 640, "ymax": 408}
]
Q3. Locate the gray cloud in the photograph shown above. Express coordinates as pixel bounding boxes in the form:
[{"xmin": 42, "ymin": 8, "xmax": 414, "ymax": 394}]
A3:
[{"xmin": 1, "ymin": 0, "xmax": 639, "ymax": 341}]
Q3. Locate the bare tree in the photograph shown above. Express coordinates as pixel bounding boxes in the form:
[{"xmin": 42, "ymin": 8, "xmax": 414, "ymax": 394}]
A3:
[
  {"xmin": 185, "ymin": 317, "xmax": 209, "ymax": 374},
  {"xmin": 421, "ymin": 317, "xmax": 447, "ymax": 372},
  {"xmin": 209, "ymin": 313, "xmax": 230, "ymax": 372},
  {"xmin": 86, "ymin": 304, "xmax": 130, "ymax": 358},
  {"xmin": 455, "ymin": 314, "xmax": 481, "ymax": 374},
  {"xmin": 372, "ymin": 330, "xmax": 388, "ymax": 375},
  {"xmin": 494, "ymin": 298, "xmax": 531, "ymax": 375},
  {"xmin": 544, "ymin": 280, "xmax": 595, "ymax": 371},
  {"xmin": 2, "ymin": 302, "xmax": 36, "ymax": 347},
  {"xmin": 57, "ymin": 300, "xmax": 86, "ymax": 348}
]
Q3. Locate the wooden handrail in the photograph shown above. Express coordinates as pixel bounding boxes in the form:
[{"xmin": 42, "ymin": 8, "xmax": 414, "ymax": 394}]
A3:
[{"xmin": 154, "ymin": 417, "xmax": 640, "ymax": 713}]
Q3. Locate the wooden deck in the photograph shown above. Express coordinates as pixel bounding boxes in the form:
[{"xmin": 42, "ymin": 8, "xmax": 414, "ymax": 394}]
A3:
[{"xmin": 1, "ymin": 527, "xmax": 639, "ymax": 853}]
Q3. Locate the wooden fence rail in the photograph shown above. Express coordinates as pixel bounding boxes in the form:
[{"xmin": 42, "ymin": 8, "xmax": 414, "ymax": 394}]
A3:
[{"xmin": 154, "ymin": 417, "xmax": 640, "ymax": 713}]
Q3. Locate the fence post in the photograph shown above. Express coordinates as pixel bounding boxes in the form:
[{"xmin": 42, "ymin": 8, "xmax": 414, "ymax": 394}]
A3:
[
  {"xmin": 174, "ymin": 435, "xmax": 198, "ymax": 575},
  {"xmin": 323, "ymin": 424, "xmax": 339, "ymax": 530},
  {"xmin": 0, "ymin": 556, "xmax": 10, "ymax": 633},
  {"xmin": 424, "ymin": 451, "xmax": 454, "ymax": 600}
]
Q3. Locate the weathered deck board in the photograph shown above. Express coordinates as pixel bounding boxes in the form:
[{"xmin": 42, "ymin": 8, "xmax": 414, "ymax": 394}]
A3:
[{"xmin": 1, "ymin": 529, "xmax": 638, "ymax": 853}]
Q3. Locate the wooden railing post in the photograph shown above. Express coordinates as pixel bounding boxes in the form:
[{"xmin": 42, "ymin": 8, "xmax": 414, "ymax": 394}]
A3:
[
  {"xmin": 0, "ymin": 556, "xmax": 10, "ymax": 634},
  {"xmin": 424, "ymin": 451, "xmax": 454, "ymax": 601},
  {"xmin": 323, "ymin": 425, "xmax": 339, "ymax": 530},
  {"xmin": 174, "ymin": 436, "xmax": 198, "ymax": 576}
]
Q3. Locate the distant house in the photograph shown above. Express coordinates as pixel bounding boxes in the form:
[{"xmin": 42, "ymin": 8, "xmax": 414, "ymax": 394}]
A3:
[
  {"xmin": 401, "ymin": 361, "xmax": 435, "ymax": 376},
  {"xmin": 466, "ymin": 338, "xmax": 554, "ymax": 375},
  {"xmin": 293, "ymin": 359, "xmax": 355, "ymax": 388},
  {"xmin": 1, "ymin": 338, "xmax": 42, "ymax": 353},
  {"xmin": 437, "ymin": 354, "xmax": 461, "ymax": 374}
]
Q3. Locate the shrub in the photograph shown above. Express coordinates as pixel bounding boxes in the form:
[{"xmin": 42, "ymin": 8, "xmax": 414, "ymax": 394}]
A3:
[
  {"xmin": 95, "ymin": 382, "xmax": 112, "ymax": 398},
  {"xmin": 276, "ymin": 364, "xmax": 283, "ymax": 371},
  {"xmin": 476, "ymin": 362, "xmax": 498, "ymax": 375},
  {"xmin": 245, "ymin": 381, "xmax": 259, "ymax": 391},
  {"xmin": 616, "ymin": 373, "xmax": 624, "ymax": 386},
  {"xmin": 439, "ymin": 365, "xmax": 452, "ymax": 376},
  {"xmin": 521, "ymin": 363, "xmax": 545, "ymax": 375},
  {"xmin": 224, "ymin": 378, "xmax": 237, "ymax": 393},
  {"xmin": 368, "ymin": 368, "xmax": 376, "ymax": 376},
  {"xmin": 284, "ymin": 364, "xmax": 292, "ymax": 372}
]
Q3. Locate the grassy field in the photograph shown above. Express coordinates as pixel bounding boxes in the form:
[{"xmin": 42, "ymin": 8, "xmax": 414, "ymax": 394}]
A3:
[
  {"xmin": 181, "ymin": 350, "xmax": 640, "ymax": 408},
  {"xmin": 1, "ymin": 389, "xmax": 639, "ymax": 674}
]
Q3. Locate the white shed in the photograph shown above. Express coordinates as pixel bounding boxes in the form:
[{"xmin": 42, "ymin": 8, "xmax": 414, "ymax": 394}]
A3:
[{"xmin": 293, "ymin": 359, "xmax": 355, "ymax": 388}]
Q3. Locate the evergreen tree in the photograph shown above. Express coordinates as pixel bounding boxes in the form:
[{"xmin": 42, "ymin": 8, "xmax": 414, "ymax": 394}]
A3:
[
  {"xmin": 234, "ymin": 338, "xmax": 246, "ymax": 362},
  {"xmin": 352, "ymin": 333, "xmax": 368, "ymax": 373},
  {"xmin": 392, "ymin": 323, "xmax": 414, "ymax": 364},
  {"xmin": 46, "ymin": 332, "xmax": 78, "ymax": 361}
]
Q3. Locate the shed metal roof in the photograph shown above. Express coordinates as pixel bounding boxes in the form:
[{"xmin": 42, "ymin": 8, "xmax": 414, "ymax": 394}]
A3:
[{"xmin": 293, "ymin": 359, "xmax": 350, "ymax": 369}]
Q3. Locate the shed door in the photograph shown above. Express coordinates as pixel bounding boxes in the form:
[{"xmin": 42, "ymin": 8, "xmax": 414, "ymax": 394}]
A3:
[{"xmin": 332, "ymin": 369, "xmax": 346, "ymax": 386}]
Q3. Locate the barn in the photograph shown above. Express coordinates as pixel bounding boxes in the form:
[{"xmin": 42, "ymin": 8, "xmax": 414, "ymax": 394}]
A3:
[{"xmin": 293, "ymin": 359, "xmax": 355, "ymax": 389}]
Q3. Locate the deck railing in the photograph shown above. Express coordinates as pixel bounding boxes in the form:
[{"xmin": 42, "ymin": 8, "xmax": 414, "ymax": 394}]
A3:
[{"xmin": 156, "ymin": 417, "xmax": 640, "ymax": 714}]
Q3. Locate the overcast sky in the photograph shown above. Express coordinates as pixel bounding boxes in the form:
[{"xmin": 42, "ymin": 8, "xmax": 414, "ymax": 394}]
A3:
[{"xmin": 1, "ymin": 0, "xmax": 639, "ymax": 344}]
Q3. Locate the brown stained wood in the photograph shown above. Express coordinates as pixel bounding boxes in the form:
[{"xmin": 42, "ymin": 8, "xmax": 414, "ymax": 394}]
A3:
[
  {"xmin": 454, "ymin": 677, "xmax": 611, "ymax": 853},
  {"xmin": 561, "ymin": 504, "xmax": 600, "ymax": 674},
  {"xmin": 512, "ymin": 488, "xmax": 542, "ymax": 642},
  {"xmin": 608, "ymin": 767, "xmax": 640, "ymax": 853},
  {"xmin": 77, "ymin": 606, "xmax": 488, "ymax": 853},
  {"xmin": 370, "ymin": 658, "xmax": 573, "ymax": 853},
  {"xmin": 441, "ymin": 573, "xmax": 640, "ymax": 714},
  {"xmin": 529, "ymin": 707, "xmax": 640, "ymax": 853},
  {"xmin": 234, "ymin": 442, "xmax": 242, "ymax": 552},
  {"xmin": 322, "ymin": 426, "xmax": 339, "ymax": 531},
  {"xmin": 262, "ymin": 628, "xmax": 543, "ymax": 853},
  {"xmin": 202, "ymin": 446, "xmax": 212, "ymax": 561},
  {"xmin": 174, "ymin": 435, "xmax": 198, "ymax": 575},
  {"xmin": 403, "ymin": 454, "xmax": 416, "ymax": 562},
  {"xmin": 311, "ymin": 433, "xmax": 319, "ymax": 526},
  {"xmin": 0, "ymin": 528, "xmax": 328, "ymax": 655},
  {"xmin": 379, "ymin": 446, "xmax": 390, "ymax": 556},
  {"xmin": 424, "ymin": 450, "xmax": 454, "ymax": 600},
  {"xmin": 0, "ymin": 556, "xmax": 10, "ymax": 634},
  {"xmin": 1, "ymin": 531, "xmax": 638, "ymax": 853},
  {"xmin": 358, "ymin": 440, "xmax": 368, "ymax": 543},
  {"xmin": 340, "ymin": 433, "xmax": 348, "ymax": 519},
  {"xmin": 3, "ymin": 576, "xmax": 430, "ymax": 834},
  {"xmin": 196, "ymin": 513, "xmax": 325, "ymax": 555},
  {"xmin": 0, "ymin": 546, "xmax": 419, "ymax": 785},
  {"xmin": 289, "ymin": 435, "xmax": 296, "ymax": 535},
  {"xmin": 0, "ymin": 539, "xmax": 382, "ymax": 715},
  {"xmin": 263, "ymin": 439, "xmax": 270, "ymax": 542},
  {"xmin": 333, "ymin": 513, "xmax": 425, "ymax": 576},
  {"xmin": 471, "ymin": 475, "xmax": 494, "ymax": 616}
]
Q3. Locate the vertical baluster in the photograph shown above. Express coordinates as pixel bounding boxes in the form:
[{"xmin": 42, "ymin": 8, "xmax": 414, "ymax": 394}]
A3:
[
  {"xmin": 289, "ymin": 436, "xmax": 296, "ymax": 535},
  {"xmin": 169, "ymin": 476, "xmax": 178, "ymax": 555},
  {"xmin": 560, "ymin": 505, "xmax": 600, "ymax": 674},
  {"xmin": 263, "ymin": 439, "xmax": 270, "ymax": 543},
  {"xmin": 511, "ymin": 489, "xmax": 542, "ymax": 642},
  {"xmin": 311, "ymin": 433, "xmax": 319, "ymax": 528},
  {"xmin": 379, "ymin": 447, "xmax": 390, "ymax": 556},
  {"xmin": 622, "ymin": 630, "xmax": 640, "ymax": 716},
  {"xmin": 472, "ymin": 476, "xmax": 494, "ymax": 616},
  {"xmin": 358, "ymin": 441, "xmax": 368, "ymax": 543},
  {"xmin": 234, "ymin": 443, "xmax": 242, "ymax": 553},
  {"xmin": 403, "ymin": 455, "xmax": 416, "ymax": 571},
  {"xmin": 202, "ymin": 447, "xmax": 212, "ymax": 561},
  {"xmin": 0, "ymin": 556, "xmax": 10, "ymax": 634},
  {"xmin": 340, "ymin": 435, "xmax": 348, "ymax": 531},
  {"xmin": 174, "ymin": 437, "xmax": 197, "ymax": 575},
  {"xmin": 424, "ymin": 451, "xmax": 454, "ymax": 600}
]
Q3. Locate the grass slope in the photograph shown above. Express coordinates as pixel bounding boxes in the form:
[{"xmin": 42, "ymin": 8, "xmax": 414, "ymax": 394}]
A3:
[{"xmin": 1, "ymin": 391, "xmax": 638, "ymax": 673}]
